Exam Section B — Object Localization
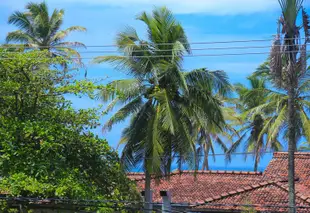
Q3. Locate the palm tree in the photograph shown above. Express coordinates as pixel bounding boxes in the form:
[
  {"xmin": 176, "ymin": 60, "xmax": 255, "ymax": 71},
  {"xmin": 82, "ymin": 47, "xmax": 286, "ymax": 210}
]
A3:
[
  {"xmin": 195, "ymin": 105, "xmax": 237, "ymax": 171},
  {"xmin": 6, "ymin": 2, "xmax": 86, "ymax": 65},
  {"xmin": 252, "ymin": 64, "xmax": 310, "ymax": 148},
  {"xmin": 270, "ymin": 1, "xmax": 309, "ymax": 210},
  {"xmin": 227, "ymin": 76, "xmax": 283, "ymax": 171},
  {"xmin": 93, "ymin": 7, "xmax": 230, "ymax": 212}
]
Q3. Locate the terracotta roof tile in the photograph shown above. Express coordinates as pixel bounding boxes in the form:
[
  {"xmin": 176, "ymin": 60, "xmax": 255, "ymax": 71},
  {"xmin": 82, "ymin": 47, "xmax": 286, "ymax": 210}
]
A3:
[
  {"xmin": 205, "ymin": 198, "xmax": 213, "ymax": 202},
  {"xmin": 128, "ymin": 152, "xmax": 310, "ymax": 212},
  {"xmin": 264, "ymin": 152, "xmax": 310, "ymax": 181},
  {"xmin": 244, "ymin": 186, "xmax": 252, "ymax": 190},
  {"xmin": 221, "ymin": 192, "xmax": 229, "ymax": 197},
  {"xmin": 252, "ymin": 184, "xmax": 260, "ymax": 188},
  {"xmin": 131, "ymin": 171, "xmax": 263, "ymax": 204},
  {"xmin": 194, "ymin": 183, "xmax": 310, "ymax": 212},
  {"xmin": 237, "ymin": 188, "xmax": 244, "ymax": 193},
  {"xmin": 213, "ymin": 195, "xmax": 221, "ymax": 200},
  {"xmin": 259, "ymin": 181, "xmax": 269, "ymax": 186}
]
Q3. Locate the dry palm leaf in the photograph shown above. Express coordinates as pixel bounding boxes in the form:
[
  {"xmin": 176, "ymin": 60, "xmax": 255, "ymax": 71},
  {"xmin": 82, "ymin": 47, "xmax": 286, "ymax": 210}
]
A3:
[
  {"xmin": 270, "ymin": 35, "xmax": 283, "ymax": 86},
  {"xmin": 302, "ymin": 7, "xmax": 310, "ymax": 41}
]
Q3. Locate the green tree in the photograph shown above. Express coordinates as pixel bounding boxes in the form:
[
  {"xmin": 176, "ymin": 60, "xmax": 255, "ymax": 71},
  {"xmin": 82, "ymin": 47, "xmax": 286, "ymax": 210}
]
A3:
[
  {"xmin": 227, "ymin": 76, "xmax": 283, "ymax": 171},
  {"xmin": 252, "ymin": 63, "xmax": 310, "ymax": 150},
  {"xmin": 93, "ymin": 7, "xmax": 230, "ymax": 212},
  {"xmin": 270, "ymin": 1, "xmax": 309, "ymax": 210},
  {"xmin": 0, "ymin": 49, "xmax": 139, "ymax": 212},
  {"xmin": 6, "ymin": 2, "xmax": 86, "ymax": 65},
  {"xmin": 195, "ymin": 105, "xmax": 237, "ymax": 171}
]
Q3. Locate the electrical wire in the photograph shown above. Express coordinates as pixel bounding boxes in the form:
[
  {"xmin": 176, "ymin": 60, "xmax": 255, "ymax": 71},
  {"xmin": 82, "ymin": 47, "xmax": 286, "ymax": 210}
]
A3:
[
  {"xmin": 0, "ymin": 49, "xmax": 309, "ymax": 60},
  {"xmin": 0, "ymin": 36, "xmax": 307, "ymax": 49},
  {"xmin": 192, "ymin": 202, "xmax": 310, "ymax": 210},
  {"xmin": 3, "ymin": 43, "xmax": 309, "ymax": 54},
  {"xmin": 1, "ymin": 196, "xmax": 310, "ymax": 210},
  {"xmin": 142, "ymin": 151, "xmax": 275, "ymax": 160}
]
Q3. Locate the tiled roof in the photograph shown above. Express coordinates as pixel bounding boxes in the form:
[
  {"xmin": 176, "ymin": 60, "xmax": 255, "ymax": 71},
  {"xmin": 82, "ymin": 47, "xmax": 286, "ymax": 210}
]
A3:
[
  {"xmin": 132, "ymin": 170, "xmax": 263, "ymax": 204},
  {"xmin": 127, "ymin": 172, "xmax": 145, "ymax": 181},
  {"xmin": 263, "ymin": 152, "xmax": 310, "ymax": 198},
  {"xmin": 128, "ymin": 152, "xmax": 310, "ymax": 212},
  {"xmin": 264, "ymin": 152, "xmax": 310, "ymax": 181},
  {"xmin": 193, "ymin": 181, "xmax": 310, "ymax": 212}
]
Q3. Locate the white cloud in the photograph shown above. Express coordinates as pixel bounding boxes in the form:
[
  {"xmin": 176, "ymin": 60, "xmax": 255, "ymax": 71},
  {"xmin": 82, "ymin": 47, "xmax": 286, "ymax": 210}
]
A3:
[{"xmin": 1, "ymin": 0, "xmax": 281, "ymax": 15}]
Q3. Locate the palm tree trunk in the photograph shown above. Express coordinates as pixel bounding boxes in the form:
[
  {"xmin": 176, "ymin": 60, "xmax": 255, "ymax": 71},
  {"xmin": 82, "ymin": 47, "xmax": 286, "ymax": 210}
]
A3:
[
  {"xmin": 254, "ymin": 139, "xmax": 262, "ymax": 172},
  {"xmin": 144, "ymin": 167, "xmax": 152, "ymax": 213},
  {"xmin": 202, "ymin": 143, "xmax": 210, "ymax": 171},
  {"xmin": 288, "ymin": 85, "xmax": 296, "ymax": 213},
  {"xmin": 254, "ymin": 154, "xmax": 259, "ymax": 172},
  {"xmin": 202, "ymin": 154, "xmax": 209, "ymax": 171}
]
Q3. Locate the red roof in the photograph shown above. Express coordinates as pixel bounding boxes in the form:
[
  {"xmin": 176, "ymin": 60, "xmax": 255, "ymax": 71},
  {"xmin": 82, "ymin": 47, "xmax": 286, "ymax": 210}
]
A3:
[
  {"xmin": 128, "ymin": 152, "xmax": 310, "ymax": 212},
  {"xmin": 194, "ymin": 181, "xmax": 310, "ymax": 212}
]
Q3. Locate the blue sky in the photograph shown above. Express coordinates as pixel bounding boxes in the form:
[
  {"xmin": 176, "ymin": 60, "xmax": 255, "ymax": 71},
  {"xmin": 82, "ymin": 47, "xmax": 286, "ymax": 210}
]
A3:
[{"xmin": 1, "ymin": 0, "xmax": 307, "ymax": 171}]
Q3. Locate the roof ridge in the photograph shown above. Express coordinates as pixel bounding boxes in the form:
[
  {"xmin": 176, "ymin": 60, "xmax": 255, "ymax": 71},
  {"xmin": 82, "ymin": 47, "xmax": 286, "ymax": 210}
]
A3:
[
  {"xmin": 129, "ymin": 170, "xmax": 263, "ymax": 182},
  {"xmin": 198, "ymin": 180, "xmax": 276, "ymax": 205},
  {"xmin": 131, "ymin": 172, "xmax": 180, "ymax": 182},
  {"xmin": 273, "ymin": 152, "xmax": 310, "ymax": 159},
  {"xmin": 273, "ymin": 182, "xmax": 310, "ymax": 204},
  {"xmin": 173, "ymin": 170, "xmax": 262, "ymax": 175},
  {"xmin": 127, "ymin": 172, "xmax": 144, "ymax": 175}
]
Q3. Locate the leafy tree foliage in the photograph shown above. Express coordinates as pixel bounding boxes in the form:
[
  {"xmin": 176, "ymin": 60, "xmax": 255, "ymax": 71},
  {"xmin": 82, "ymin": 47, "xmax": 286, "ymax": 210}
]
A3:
[{"xmin": 0, "ymin": 49, "xmax": 139, "ymax": 211}]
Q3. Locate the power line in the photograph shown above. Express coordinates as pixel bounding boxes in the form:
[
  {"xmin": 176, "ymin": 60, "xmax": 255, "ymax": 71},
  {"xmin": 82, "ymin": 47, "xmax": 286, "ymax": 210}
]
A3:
[
  {"xmin": 142, "ymin": 151, "xmax": 275, "ymax": 160},
  {"xmin": 0, "ymin": 36, "xmax": 307, "ymax": 49},
  {"xmin": 1, "ymin": 197, "xmax": 310, "ymax": 210},
  {"xmin": 0, "ymin": 49, "xmax": 309, "ymax": 60},
  {"xmin": 0, "ymin": 45, "xmax": 272, "ymax": 54},
  {"xmin": 191, "ymin": 202, "xmax": 310, "ymax": 210},
  {"xmin": 4, "ymin": 43, "xmax": 309, "ymax": 54}
]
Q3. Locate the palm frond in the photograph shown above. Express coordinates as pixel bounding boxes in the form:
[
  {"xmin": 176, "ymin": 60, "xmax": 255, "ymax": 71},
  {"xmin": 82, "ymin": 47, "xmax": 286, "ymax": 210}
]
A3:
[
  {"xmin": 251, "ymin": 61, "xmax": 271, "ymax": 80},
  {"xmin": 209, "ymin": 140, "xmax": 216, "ymax": 163},
  {"xmin": 271, "ymin": 139, "xmax": 284, "ymax": 151},
  {"xmin": 153, "ymin": 89, "xmax": 177, "ymax": 134},
  {"xmin": 26, "ymin": 2, "xmax": 48, "ymax": 18},
  {"xmin": 145, "ymin": 105, "xmax": 164, "ymax": 174},
  {"xmin": 103, "ymin": 97, "xmax": 143, "ymax": 131},
  {"xmin": 214, "ymin": 136, "xmax": 228, "ymax": 153},
  {"xmin": 226, "ymin": 131, "xmax": 248, "ymax": 162},
  {"xmin": 185, "ymin": 69, "xmax": 231, "ymax": 96},
  {"xmin": 157, "ymin": 60, "xmax": 188, "ymax": 93},
  {"xmin": 300, "ymin": 108, "xmax": 310, "ymax": 142},
  {"xmin": 116, "ymin": 26, "xmax": 140, "ymax": 50},
  {"xmin": 279, "ymin": 0, "xmax": 303, "ymax": 32},
  {"xmin": 8, "ymin": 11, "xmax": 33, "ymax": 34},
  {"xmin": 99, "ymin": 79, "xmax": 143, "ymax": 103},
  {"xmin": 102, "ymin": 97, "xmax": 119, "ymax": 115},
  {"xmin": 48, "ymin": 9, "xmax": 64, "ymax": 39},
  {"xmin": 256, "ymin": 117, "xmax": 273, "ymax": 147},
  {"xmin": 119, "ymin": 101, "xmax": 153, "ymax": 171},
  {"xmin": 267, "ymin": 105, "xmax": 287, "ymax": 143},
  {"xmin": 92, "ymin": 55, "xmax": 149, "ymax": 78},
  {"xmin": 55, "ymin": 42, "xmax": 86, "ymax": 48},
  {"xmin": 299, "ymin": 141, "xmax": 310, "ymax": 150},
  {"xmin": 53, "ymin": 26, "xmax": 87, "ymax": 42},
  {"xmin": 6, "ymin": 31, "xmax": 38, "ymax": 44}
]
